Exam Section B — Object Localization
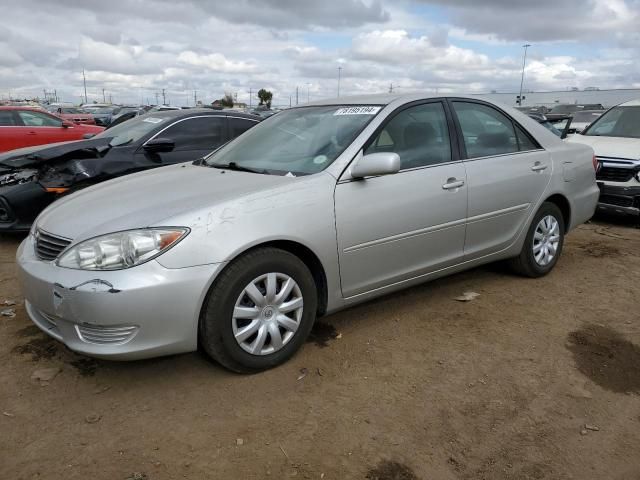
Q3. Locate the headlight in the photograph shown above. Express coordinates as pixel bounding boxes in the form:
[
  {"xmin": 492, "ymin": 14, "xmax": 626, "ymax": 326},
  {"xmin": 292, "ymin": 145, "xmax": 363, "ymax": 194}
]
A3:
[{"xmin": 57, "ymin": 228, "xmax": 189, "ymax": 270}]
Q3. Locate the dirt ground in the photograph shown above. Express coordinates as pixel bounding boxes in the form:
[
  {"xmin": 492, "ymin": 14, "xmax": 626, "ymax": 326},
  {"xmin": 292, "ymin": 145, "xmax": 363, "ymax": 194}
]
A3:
[{"xmin": 1, "ymin": 215, "xmax": 639, "ymax": 480}]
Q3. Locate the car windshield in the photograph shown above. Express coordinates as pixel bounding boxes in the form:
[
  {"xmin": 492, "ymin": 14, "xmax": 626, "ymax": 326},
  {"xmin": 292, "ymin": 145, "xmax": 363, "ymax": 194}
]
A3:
[
  {"xmin": 539, "ymin": 121, "xmax": 562, "ymax": 137},
  {"xmin": 61, "ymin": 108, "xmax": 83, "ymax": 114},
  {"xmin": 572, "ymin": 111, "xmax": 601, "ymax": 123},
  {"xmin": 583, "ymin": 106, "xmax": 640, "ymax": 138},
  {"xmin": 93, "ymin": 115, "xmax": 169, "ymax": 144},
  {"xmin": 204, "ymin": 105, "xmax": 381, "ymax": 175}
]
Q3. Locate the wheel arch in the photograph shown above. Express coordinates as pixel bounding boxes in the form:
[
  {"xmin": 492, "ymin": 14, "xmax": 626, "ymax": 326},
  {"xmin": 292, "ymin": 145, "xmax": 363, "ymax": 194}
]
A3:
[
  {"xmin": 544, "ymin": 193, "xmax": 571, "ymax": 231},
  {"xmin": 206, "ymin": 239, "xmax": 329, "ymax": 318}
]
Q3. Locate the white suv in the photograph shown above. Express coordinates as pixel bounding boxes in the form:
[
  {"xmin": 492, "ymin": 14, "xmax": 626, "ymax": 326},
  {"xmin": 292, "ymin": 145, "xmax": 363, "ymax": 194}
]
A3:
[{"xmin": 568, "ymin": 99, "xmax": 640, "ymax": 218}]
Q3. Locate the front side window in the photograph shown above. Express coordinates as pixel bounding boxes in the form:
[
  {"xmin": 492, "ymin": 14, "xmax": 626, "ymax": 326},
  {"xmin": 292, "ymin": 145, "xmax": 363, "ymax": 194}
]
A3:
[
  {"xmin": 161, "ymin": 117, "xmax": 225, "ymax": 150},
  {"xmin": 17, "ymin": 110, "xmax": 62, "ymax": 127},
  {"xmin": 229, "ymin": 117, "xmax": 259, "ymax": 138},
  {"xmin": 365, "ymin": 102, "xmax": 452, "ymax": 169},
  {"xmin": 452, "ymin": 102, "xmax": 519, "ymax": 158},
  {"xmin": 204, "ymin": 105, "xmax": 380, "ymax": 175},
  {"xmin": 584, "ymin": 106, "xmax": 640, "ymax": 139}
]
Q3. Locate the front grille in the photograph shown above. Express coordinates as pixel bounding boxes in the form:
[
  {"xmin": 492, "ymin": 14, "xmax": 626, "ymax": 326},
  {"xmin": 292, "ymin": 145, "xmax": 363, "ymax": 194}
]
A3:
[
  {"xmin": 599, "ymin": 194, "xmax": 635, "ymax": 208},
  {"xmin": 35, "ymin": 229, "xmax": 72, "ymax": 261},
  {"xmin": 75, "ymin": 324, "xmax": 139, "ymax": 345},
  {"xmin": 596, "ymin": 167, "xmax": 637, "ymax": 182}
]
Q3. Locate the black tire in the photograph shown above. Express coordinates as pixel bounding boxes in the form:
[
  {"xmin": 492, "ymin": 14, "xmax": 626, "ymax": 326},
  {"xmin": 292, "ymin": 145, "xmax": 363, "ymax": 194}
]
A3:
[
  {"xmin": 508, "ymin": 202, "xmax": 565, "ymax": 278},
  {"xmin": 199, "ymin": 247, "xmax": 318, "ymax": 373}
]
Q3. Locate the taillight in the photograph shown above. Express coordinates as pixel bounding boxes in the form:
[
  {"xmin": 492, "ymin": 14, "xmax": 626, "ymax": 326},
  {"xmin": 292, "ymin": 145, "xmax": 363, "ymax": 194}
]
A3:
[{"xmin": 592, "ymin": 154, "xmax": 598, "ymax": 171}]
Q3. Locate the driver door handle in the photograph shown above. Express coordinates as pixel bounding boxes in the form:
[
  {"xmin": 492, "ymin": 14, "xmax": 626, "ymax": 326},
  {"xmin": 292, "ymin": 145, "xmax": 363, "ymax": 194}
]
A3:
[
  {"xmin": 442, "ymin": 178, "xmax": 465, "ymax": 190},
  {"xmin": 531, "ymin": 162, "xmax": 548, "ymax": 172}
]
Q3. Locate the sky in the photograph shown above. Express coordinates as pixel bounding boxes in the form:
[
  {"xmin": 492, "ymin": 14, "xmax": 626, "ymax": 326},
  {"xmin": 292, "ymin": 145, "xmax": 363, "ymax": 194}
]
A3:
[{"xmin": 1, "ymin": 0, "xmax": 639, "ymax": 106}]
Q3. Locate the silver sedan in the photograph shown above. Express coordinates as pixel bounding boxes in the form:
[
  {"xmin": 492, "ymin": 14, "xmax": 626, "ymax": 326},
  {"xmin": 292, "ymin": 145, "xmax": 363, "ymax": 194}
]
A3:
[{"xmin": 17, "ymin": 94, "xmax": 599, "ymax": 372}]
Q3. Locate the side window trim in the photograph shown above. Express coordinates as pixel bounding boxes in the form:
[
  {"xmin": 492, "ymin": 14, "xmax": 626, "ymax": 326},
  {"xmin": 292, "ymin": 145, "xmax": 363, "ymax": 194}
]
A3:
[
  {"xmin": 361, "ymin": 99, "xmax": 460, "ymax": 171},
  {"xmin": 446, "ymin": 98, "xmax": 543, "ymax": 160}
]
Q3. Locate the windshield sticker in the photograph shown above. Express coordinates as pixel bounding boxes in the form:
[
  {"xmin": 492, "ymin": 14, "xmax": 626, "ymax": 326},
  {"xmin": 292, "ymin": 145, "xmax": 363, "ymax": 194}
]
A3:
[
  {"xmin": 333, "ymin": 106, "xmax": 381, "ymax": 116},
  {"xmin": 142, "ymin": 117, "xmax": 165, "ymax": 124}
]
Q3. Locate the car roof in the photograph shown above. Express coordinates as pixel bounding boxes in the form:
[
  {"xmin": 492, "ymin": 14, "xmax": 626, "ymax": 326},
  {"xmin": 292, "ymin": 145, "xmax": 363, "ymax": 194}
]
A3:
[
  {"xmin": 619, "ymin": 99, "xmax": 640, "ymax": 107},
  {"xmin": 142, "ymin": 108, "xmax": 261, "ymax": 121},
  {"xmin": 305, "ymin": 93, "xmax": 517, "ymax": 107},
  {"xmin": 0, "ymin": 106, "xmax": 51, "ymax": 113}
]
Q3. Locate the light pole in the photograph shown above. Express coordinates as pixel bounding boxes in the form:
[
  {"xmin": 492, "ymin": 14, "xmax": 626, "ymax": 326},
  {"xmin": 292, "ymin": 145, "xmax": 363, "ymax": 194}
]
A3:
[
  {"xmin": 337, "ymin": 66, "xmax": 342, "ymax": 97},
  {"xmin": 518, "ymin": 44, "xmax": 531, "ymax": 106},
  {"xmin": 82, "ymin": 68, "xmax": 88, "ymax": 104},
  {"xmin": 307, "ymin": 83, "xmax": 311, "ymax": 103}
]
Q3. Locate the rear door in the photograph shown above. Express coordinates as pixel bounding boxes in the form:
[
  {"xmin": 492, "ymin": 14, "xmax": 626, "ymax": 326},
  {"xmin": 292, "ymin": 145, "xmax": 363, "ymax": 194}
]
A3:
[
  {"xmin": 449, "ymin": 100, "xmax": 551, "ymax": 259},
  {"xmin": 334, "ymin": 101, "xmax": 468, "ymax": 298},
  {"xmin": 0, "ymin": 110, "xmax": 21, "ymax": 152}
]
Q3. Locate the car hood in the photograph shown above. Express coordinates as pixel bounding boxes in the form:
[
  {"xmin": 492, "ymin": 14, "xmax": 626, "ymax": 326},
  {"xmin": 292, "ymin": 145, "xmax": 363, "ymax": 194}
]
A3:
[
  {"xmin": 36, "ymin": 163, "xmax": 295, "ymax": 241},
  {"xmin": 567, "ymin": 135, "xmax": 640, "ymax": 160},
  {"xmin": 0, "ymin": 137, "xmax": 113, "ymax": 169}
]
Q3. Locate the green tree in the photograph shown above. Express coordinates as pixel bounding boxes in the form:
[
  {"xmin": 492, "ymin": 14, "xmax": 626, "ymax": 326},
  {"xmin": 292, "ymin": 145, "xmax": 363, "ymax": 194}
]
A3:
[
  {"xmin": 220, "ymin": 93, "xmax": 234, "ymax": 108},
  {"xmin": 257, "ymin": 88, "xmax": 273, "ymax": 108}
]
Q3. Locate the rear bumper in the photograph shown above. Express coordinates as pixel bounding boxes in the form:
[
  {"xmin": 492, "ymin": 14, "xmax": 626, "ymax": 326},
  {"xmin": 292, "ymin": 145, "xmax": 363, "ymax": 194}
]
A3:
[{"xmin": 597, "ymin": 182, "xmax": 640, "ymax": 216}]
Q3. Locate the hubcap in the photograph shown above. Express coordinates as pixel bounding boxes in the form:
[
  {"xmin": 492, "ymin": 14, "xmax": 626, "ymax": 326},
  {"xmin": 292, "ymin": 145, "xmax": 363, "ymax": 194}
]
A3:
[
  {"xmin": 533, "ymin": 215, "xmax": 560, "ymax": 266},
  {"xmin": 232, "ymin": 273, "xmax": 304, "ymax": 356}
]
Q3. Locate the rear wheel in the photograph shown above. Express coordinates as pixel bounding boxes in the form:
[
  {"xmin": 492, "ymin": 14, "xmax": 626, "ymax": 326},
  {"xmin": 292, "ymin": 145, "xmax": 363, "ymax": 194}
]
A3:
[
  {"xmin": 199, "ymin": 248, "xmax": 317, "ymax": 373},
  {"xmin": 508, "ymin": 202, "xmax": 565, "ymax": 277}
]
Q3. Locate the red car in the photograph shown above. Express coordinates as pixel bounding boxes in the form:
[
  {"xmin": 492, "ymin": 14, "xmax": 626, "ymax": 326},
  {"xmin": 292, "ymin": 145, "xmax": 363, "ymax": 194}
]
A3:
[
  {"xmin": 0, "ymin": 107, "xmax": 104, "ymax": 153},
  {"xmin": 52, "ymin": 106, "xmax": 96, "ymax": 125}
]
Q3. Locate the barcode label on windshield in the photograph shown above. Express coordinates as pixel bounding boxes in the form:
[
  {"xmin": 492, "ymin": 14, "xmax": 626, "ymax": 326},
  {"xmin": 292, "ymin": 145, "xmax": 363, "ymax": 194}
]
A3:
[
  {"xmin": 334, "ymin": 106, "xmax": 381, "ymax": 116},
  {"xmin": 142, "ymin": 117, "xmax": 165, "ymax": 124}
]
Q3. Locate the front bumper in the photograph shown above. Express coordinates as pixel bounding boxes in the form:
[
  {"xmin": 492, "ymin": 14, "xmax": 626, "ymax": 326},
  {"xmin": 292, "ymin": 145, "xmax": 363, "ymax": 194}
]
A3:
[
  {"xmin": 17, "ymin": 235, "xmax": 223, "ymax": 360},
  {"xmin": 0, "ymin": 181, "xmax": 56, "ymax": 232},
  {"xmin": 597, "ymin": 182, "xmax": 640, "ymax": 216}
]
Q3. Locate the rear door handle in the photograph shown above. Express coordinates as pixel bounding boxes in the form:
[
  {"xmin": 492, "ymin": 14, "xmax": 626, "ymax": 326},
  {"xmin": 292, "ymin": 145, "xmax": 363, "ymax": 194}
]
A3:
[
  {"xmin": 531, "ymin": 162, "xmax": 548, "ymax": 172},
  {"xmin": 442, "ymin": 178, "xmax": 465, "ymax": 190},
  {"xmin": 27, "ymin": 131, "xmax": 37, "ymax": 135}
]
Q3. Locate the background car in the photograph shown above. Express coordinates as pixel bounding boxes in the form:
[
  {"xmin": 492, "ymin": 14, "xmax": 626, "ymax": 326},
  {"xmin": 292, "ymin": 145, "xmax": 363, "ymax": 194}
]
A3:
[
  {"xmin": 51, "ymin": 106, "xmax": 96, "ymax": 125},
  {"xmin": 0, "ymin": 106, "xmax": 104, "ymax": 153},
  {"xmin": 81, "ymin": 105, "xmax": 119, "ymax": 126},
  {"xmin": 566, "ymin": 110, "xmax": 603, "ymax": 134},
  {"xmin": 16, "ymin": 94, "xmax": 598, "ymax": 372},
  {"xmin": 546, "ymin": 103, "xmax": 605, "ymax": 120},
  {"xmin": 568, "ymin": 99, "xmax": 640, "ymax": 218},
  {"xmin": 0, "ymin": 109, "xmax": 261, "ymax": 231}
]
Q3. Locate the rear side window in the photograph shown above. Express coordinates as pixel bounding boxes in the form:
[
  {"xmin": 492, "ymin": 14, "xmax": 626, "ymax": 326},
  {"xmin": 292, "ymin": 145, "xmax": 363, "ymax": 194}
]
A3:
[
  {"xmin": 229, "ymin": 118, "xmax": 258, "ymax": 139},
  {"xmin": 453, "ymin": 102, "xmax": 518, "ymax": 158},
  {"xmin": 0, "ymin": 111, "xmax": 16, "ymax": 126},
  {"xmin": 17, "ymin": 110, "xmax": 62, "ymax": 127},
  {"xmin": 162, "ymin": 116, "xmax": 225, "ymax": 151},
  {"xmin": 515, "ymin": 125, "xmax": 538, "ymax": 151},
  {"xmin": 365, "ymin": 102, "xmax": 452, "ymax": 169}
]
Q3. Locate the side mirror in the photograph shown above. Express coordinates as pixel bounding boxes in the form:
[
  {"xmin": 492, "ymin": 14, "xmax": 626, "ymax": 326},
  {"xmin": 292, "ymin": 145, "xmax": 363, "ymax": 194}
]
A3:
[
  {"xmin": 143, "ymin": 137, "xmax": 175, "ymax": 153},
  {"xmin": 61, "ymin": 120, "xmax": 74, "ymax": 128},
  {"xmin": 350, "ymin": 151, "xmax": 401, "ymax": 179}
]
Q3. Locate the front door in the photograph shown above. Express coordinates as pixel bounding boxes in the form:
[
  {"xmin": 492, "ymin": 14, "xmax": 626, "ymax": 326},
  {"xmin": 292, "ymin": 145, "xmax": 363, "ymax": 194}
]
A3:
[
  {"xmin": 449, "ymin": 100, "xmax": 552, "ymax": 258},
  {"xmin": 335, "ymin": 101, "xmax": 468, "ymax": 298},
  {"xmin": 137, "ymin": 116, "xmax": 227, "ymax": 165}
]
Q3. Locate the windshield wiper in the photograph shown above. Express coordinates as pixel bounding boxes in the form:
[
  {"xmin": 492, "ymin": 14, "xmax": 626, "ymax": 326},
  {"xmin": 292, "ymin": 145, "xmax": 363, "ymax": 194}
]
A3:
[{"xmin": 210, "ymin": 162, "xmax": 267, "ymax": 174}]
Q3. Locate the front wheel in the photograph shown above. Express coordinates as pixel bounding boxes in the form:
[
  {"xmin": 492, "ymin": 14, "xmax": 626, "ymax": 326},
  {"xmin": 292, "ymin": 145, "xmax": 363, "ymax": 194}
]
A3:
[
  {"xmin": 199, "ymin": 248, "xmax": 318, "ymax": 373},
  {"xmin": 508, "ymin": 202, "xmax": 565, "ymax": 278}
]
